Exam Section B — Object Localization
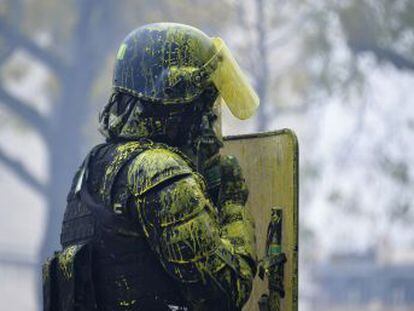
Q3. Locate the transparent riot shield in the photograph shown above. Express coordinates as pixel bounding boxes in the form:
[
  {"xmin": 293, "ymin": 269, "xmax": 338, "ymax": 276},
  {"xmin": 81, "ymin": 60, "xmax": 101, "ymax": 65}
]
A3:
[{"xmin": 222, "ymin": 129, "xmax": 299, "ymax": 311}]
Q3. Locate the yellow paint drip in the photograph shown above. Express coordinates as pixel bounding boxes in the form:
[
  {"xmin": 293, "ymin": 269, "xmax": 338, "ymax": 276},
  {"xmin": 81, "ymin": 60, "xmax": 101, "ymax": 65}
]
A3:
[{"xmin": 58, "ymin": 245, "xmax": 81, "ymax": 279}]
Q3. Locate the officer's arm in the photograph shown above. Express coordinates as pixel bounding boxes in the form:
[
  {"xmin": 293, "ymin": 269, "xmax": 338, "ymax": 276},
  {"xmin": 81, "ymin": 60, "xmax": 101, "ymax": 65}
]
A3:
[
  {"xmin": 217, "ymin": 155, "xmax": 256, "ymax": 269},
  {"xmin": 127, "ymin": 148, "xmax": 256, "ymax": 309}
]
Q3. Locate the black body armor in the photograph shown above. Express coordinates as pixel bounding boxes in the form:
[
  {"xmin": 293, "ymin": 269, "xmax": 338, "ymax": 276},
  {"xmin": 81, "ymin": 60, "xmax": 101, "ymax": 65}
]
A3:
[{"xmin": 44, "ymin": 142, "xmax": 188, "ymax": 311}]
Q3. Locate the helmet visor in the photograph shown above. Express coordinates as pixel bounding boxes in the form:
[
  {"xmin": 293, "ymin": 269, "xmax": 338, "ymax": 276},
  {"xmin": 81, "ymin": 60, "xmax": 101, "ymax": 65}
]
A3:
[{"xmin": 208, "ymin": 37, "xmax": 260, "ymax": 120}]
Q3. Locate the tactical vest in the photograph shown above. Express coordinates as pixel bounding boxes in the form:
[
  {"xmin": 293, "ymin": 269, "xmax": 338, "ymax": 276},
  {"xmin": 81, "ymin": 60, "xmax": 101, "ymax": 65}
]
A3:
[{"xmin": 43, "ymin": 140, "xmax": 188, "ymax": 311}]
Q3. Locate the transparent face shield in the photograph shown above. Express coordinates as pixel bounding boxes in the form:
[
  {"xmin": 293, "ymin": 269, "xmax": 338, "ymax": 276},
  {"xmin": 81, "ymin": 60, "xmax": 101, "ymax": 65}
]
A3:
[{"xmin": 205, "ymin": 37, "xmax": 260, "ymax": 120}]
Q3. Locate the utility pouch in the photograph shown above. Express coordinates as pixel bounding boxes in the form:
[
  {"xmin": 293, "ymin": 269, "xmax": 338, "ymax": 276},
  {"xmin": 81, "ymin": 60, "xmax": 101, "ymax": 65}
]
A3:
[{"xmin": 42, "ymin": 243, "xmax": 97, "ymax": 311}]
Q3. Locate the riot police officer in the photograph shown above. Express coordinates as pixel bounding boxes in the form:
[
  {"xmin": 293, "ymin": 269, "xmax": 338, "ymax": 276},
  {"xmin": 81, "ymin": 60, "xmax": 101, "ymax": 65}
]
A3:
[{"xmin": 43, "ymin": 23, "xmax": 260, "ymax": 311}]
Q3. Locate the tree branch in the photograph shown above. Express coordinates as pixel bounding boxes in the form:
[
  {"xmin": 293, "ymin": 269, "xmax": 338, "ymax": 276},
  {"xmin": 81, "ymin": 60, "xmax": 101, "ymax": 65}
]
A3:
[
  {"xmin": 265, "ymin": 11, "xmax": 312, "ymax": 49},
  {"xmin": 349, "ymin": 42, "xmax": 414, "ymax": 71},
  {"xmin": 278, "ymin": 102, "xmax": 312, "ymax": 115},
  {"xmin": 0, "ymin": 41, "xmax": 18, "ymax": 68},
  {"xmin": 0, "ymin": 252, "xmax": 37, "ymax": 269},
  {"xmin": 0, "ymin": 86, "xmax": 49, "ymax": 137},
  {"xmin": 0, "ymin": 19, "xmax": 66, "ymax": 74},
  {"xmin": 233, "ymin": 2, "xmax": 258, "ymax": 77},
  {"xmin": 0, "ymin": 147, "xmax": 46, "ymax": 196},
  {"xmin": 0, "ymin": 257, "xmax": 36, "ymax": 269},
  {"xmin": 254, "ymin": 0, "xmax": 270, "ymax": 131}
]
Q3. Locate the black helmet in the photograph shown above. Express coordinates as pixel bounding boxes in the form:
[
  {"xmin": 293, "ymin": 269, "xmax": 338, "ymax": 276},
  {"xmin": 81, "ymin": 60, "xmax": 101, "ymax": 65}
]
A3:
[
  {"xmin": 112, "ymin": 23, "xmax": 259, "ymax": 120},
  {"xmin": 113, "ymin": 23, "xmax": 216, "ymax": 105}
]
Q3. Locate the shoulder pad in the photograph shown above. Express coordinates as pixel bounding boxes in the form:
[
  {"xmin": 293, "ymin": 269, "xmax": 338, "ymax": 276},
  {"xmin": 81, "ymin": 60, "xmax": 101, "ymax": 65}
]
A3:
[{"xmin": 127, "ymin": 146, "xmax": 194, "ymax": 196}]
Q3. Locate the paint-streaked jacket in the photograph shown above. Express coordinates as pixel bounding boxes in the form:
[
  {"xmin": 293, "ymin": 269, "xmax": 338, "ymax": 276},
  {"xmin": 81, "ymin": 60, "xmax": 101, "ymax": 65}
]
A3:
[{"xmin": 54, "ymin": 139, "xmax": 256, "ymax": 310}]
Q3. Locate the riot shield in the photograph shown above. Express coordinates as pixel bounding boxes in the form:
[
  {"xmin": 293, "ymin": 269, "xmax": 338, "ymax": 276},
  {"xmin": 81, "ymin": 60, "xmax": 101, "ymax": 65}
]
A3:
[{"xmin": 222, "ymin": 129, "xmax": 299, "ymax": 311}]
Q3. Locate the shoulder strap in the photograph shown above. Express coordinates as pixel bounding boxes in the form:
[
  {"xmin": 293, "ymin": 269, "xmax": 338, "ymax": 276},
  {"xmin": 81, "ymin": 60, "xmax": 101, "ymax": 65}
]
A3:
[
  {"xmin": 100, "ymin": 140, "xmax": 151, "ymax": 206},
  {"xmin": 60, "ymin": 144, "xmax": 107, "ymax": 247}
]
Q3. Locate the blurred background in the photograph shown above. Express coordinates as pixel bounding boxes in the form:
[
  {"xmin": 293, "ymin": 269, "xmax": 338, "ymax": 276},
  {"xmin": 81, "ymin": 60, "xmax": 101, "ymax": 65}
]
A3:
[{"xmin": 0, "ymin": 0, "xmax": 413, "ymax": 310}]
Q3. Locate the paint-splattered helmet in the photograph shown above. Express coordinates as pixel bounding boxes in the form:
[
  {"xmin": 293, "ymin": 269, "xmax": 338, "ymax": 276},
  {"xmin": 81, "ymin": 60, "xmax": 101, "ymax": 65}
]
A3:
[{"xmin": 112, "ymin": 23, "xmax": 259, "ymax": 120}]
